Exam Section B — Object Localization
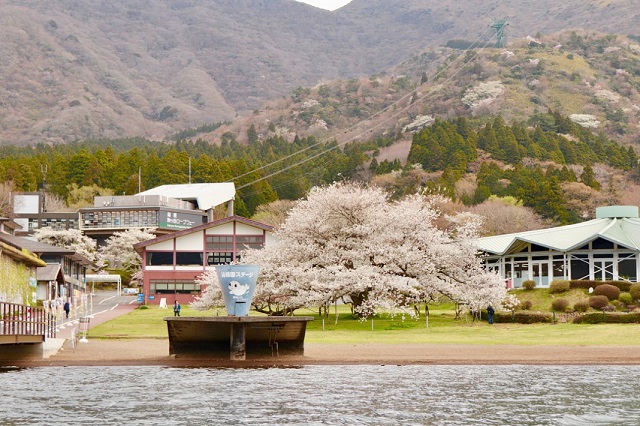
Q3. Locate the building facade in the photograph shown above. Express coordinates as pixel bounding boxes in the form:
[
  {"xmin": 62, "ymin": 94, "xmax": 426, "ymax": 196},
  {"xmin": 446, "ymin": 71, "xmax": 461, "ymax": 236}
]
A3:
[
  {"xmin": 12, "ymin": 192, "xmax": 78, "ymax": 236},
  {"xmin": 0, "ymin": 234, "xmax": 94, "ymax": 304},
  {"xmin": 475, "ymin": 206, "xmax": 640, "ymax": 288},
  {"xmin": 134, "ymin": 216, "xmax": 274, "ymax": 305},
  {"xmin": 78, "ymin": 194, "xmax": 208, "ymax": 246},
  {"xmin": 12, "ymin": 183, "xmax": 236, "ymax": 247},
  {"xmin": 0, "ymin": 234, "xmax": 45, "ymax": 305}
]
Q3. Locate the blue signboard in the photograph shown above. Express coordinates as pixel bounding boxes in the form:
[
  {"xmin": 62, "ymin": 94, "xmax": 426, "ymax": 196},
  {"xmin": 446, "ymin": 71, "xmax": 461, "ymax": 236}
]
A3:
[{"xmin": 215, "ymin": 265, "xmax": 260, "ymax": 316}]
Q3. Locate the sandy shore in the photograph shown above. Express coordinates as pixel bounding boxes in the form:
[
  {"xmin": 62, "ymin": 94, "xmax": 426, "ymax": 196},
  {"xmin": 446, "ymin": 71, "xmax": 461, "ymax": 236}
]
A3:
[{"xmin": 15, "ymin": 339, "xmax": 640, "ymax": 367}]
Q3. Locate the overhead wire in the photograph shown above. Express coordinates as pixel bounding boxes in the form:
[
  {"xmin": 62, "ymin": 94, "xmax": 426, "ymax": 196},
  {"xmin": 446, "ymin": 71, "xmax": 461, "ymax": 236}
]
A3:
[{"xmin": 233, "ymin": 24, "xmax": 499, "ymax": 193}]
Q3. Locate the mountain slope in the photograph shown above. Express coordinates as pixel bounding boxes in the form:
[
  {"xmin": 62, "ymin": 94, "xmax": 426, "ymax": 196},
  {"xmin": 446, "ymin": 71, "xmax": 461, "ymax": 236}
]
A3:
[
  {"xmin": 208, "ymin": 31, "xmax": 640, "ymax": 151},
  {"xmin": 1, "ymin": 0, "xmax": 638, "ymax": 145}
]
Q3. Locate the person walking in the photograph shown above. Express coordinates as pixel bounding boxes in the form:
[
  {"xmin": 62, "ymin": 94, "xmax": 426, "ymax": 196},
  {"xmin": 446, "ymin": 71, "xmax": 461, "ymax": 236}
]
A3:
[
  {"xmin": 173, "ymin": 301, "xmax": 181, "ymax": 317},
  {"xmin": 487, "ymin": 304, "xmax": 495, "ymax": 324},
  {"xmin": 63, "ymin": 301, "xmax": 70, "ymax": 319}
]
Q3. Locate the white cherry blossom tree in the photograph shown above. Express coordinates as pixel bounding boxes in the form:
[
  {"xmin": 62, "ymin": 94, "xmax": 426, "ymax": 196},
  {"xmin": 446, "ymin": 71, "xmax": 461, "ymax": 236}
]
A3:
[
  {"xmin": 97, "ymin": 228, "xmax": 156, "ymax": 272},
  {"xmin": 33, "ymin": 228, "xmax": 97, "ymax": 265},
  {"xmin": 193, "ymin": 182, "xmax": 506, "ymax": 318}
]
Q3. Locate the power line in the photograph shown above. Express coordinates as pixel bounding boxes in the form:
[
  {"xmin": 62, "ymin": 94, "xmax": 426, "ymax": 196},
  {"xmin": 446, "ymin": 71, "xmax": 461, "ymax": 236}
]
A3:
[{"xmin": 234, "ymin": 25, "xmax": 498, "ymax": 192}]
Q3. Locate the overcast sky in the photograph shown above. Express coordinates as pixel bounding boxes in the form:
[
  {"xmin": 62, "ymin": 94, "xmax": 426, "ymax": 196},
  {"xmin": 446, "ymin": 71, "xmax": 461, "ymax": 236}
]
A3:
[{"xmin": 295, "ymin": 0, "xmax": 352, "ymax": 11}]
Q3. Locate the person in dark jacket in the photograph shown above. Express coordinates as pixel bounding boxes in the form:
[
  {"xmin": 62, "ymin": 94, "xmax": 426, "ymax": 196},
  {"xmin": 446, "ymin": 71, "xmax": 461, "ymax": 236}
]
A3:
[
  {"xmin": 487, "ymin": 304, "xmax": 495, "ymax": 324},
  {"xmin": 173, "ymin": 301, "xmax": 181, "ymax": 317},
  {"xmin": 63, "ymin": 301, "xmax": 70, "ymax": 319}
]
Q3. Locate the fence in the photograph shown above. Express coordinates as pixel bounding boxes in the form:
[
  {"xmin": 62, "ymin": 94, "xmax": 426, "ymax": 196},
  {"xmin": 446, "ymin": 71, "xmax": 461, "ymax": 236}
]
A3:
[{"xmin": 0, "ymin": 302, "xmax": 56, "ymax": 339}]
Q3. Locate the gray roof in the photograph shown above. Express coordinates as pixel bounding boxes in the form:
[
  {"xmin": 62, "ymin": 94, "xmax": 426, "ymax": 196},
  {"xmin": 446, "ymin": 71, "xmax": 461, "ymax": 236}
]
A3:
[
  {"xmin": 0, "ymin": 234, "xmax": 73, "ymax": 254},
  {"xmin": 137, "ymin": 183, "xmax": 235, "ymax": 211},
  {"xmin": 476, "ymin": 206, "xmax": 640, "ymax": 255},
  {"xmin": 0, "ymin": 234, "xmax": 94, "ymax": 267},
  {"xmin": 37, "ymin": 263, "xmax": 63, "ymax": 282}
]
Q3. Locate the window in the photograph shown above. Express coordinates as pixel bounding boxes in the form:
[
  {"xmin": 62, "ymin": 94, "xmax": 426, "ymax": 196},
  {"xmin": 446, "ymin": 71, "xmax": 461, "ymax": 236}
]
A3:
[
  {"xmin": 619, "ymin": 257, "xmax": 637, "ymax": 281},
  {"xmin": 150, "ymin": 280, "xmax": 200, "ymax": 295},
  {"xmin": 176, "ymin": 252, "xmax": 203, "ymax": 266},
  {"xmin": 570, "ymin": 258, "xmax": 590, "ymax": 280},
  {"xmin": 146, "ymin": 251, "xmax": 174, "ymax": 266},
  {"xmin": 203, "ymin": 234, "xmax": 266, "ymax": 265},
  {"xmin": 592, "ymin": 238, "xmax": 614, "ymax": 250},
  {"xmin": 206, "ymin": 236, "xmax": 233, "ymax": 251},
  {"xmin": 236, "ymin": 235, "xmax": 264, "ymax": 249},
  {"xmin": 530, "ymin": 244, "xmax": 549, "ymax": 252},
  {"xmin": 207, "ymin": 252, "xmax": 233, "ymax": 265}
]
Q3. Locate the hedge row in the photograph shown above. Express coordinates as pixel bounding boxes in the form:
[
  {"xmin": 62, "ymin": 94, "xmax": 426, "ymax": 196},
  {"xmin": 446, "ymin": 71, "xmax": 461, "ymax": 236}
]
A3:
[
  {"xmin": 569, "ymin": 280, "xmax": 632, "ymax": 291},
  {"xmin": 494, "ymin": 311, "xmax": 553, "ymax": 324},
  {"xmin": 572, "ymin": 312, "xmax": 640, "ymax": 324}
]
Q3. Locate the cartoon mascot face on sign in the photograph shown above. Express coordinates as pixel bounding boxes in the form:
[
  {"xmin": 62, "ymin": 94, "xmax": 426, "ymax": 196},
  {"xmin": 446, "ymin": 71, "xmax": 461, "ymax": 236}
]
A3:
[{"xmin": 228, "ymin": 280, "xmax": 250, "ymax": 297}]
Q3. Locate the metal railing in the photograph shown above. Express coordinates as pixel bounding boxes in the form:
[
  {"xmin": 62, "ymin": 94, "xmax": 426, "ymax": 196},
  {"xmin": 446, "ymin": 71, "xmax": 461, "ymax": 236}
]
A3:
[{"xmin": 0, "ymin": 302, "xmax": 56, "ymax": 339}]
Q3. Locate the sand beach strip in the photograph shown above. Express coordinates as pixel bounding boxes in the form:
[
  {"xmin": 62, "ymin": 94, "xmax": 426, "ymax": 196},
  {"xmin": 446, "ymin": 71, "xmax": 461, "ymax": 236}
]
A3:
[{"xmin": 12, "ymin": 338, "xmax": 640, "ymax": 368}]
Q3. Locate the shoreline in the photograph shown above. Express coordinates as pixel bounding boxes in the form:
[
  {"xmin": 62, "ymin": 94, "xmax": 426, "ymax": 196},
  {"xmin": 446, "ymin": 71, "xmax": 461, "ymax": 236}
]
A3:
[{"xmin": 8, "ymin": 339, "xmax": 640, "ymax": 368}]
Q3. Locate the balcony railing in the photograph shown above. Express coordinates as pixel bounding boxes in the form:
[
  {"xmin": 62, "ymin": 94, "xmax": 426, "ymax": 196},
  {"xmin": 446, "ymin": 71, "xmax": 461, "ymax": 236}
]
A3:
[{"xmin": 0, "ymin": 302, "xmax": 56, "ymax": 339}]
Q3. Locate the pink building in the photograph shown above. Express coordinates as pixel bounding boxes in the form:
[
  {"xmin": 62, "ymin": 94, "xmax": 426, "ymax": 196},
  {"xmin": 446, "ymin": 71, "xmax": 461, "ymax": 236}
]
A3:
[{"xmin": 134, "ymin": 216, "xmax": 274, "ymax": 305}]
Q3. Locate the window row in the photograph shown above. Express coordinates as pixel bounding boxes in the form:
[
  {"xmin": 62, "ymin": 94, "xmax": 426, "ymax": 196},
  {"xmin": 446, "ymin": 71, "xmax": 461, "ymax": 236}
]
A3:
[
  {"xmin": 205, "ymin": 235, "xmax": 264, "ymax": 251},
  {"xmin": 149, "ymin": 280, "xmax": 200, "ymax": 295},
  {"xmin": 81, "ymin": 210, "xmax": 158, "ymax": 228},
  {"xmin": 146, "ymin": 251, "xmax": 238, "ymax": 266}
]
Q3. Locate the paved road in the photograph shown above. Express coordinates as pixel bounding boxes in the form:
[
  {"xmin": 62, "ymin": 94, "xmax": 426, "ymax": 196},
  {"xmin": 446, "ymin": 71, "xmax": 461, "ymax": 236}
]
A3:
[{"xmin": 55, "ymin": 291, "xmax": 140, "ymax": 339}]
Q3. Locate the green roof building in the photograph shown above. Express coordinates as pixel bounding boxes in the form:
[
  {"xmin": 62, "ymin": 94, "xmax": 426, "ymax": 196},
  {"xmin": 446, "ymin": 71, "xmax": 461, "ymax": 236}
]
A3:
[{"xmin": 475, "ymin": 206, "xmax": 640, "ymax": 288}]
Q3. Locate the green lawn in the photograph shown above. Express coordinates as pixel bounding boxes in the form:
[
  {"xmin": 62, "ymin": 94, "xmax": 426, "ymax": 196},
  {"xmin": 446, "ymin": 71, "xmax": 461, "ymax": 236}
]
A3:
[{"xmin": 87, "ymin": 304, "xmax": 640, "ymax": 346}]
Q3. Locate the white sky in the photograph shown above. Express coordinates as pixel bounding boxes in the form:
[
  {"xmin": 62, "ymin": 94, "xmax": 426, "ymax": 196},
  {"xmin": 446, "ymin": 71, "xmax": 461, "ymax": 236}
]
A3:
[{"xmin": 295, "ymin": 0, "xmax": 352, "ymax": 11}]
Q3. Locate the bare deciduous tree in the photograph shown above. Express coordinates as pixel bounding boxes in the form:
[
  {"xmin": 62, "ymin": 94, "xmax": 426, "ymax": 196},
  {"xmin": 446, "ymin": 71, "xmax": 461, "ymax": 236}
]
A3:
[
  {"xmin": 467, "ymin": 196, "xmax": 550, "ymax": 236},
  {"xmin": 0, "ymin": 181, "xmax": 15, "ymax": 217},
  {"xmin": 251, "ymin": 199, "xmax": 296, "ymax": 229}
]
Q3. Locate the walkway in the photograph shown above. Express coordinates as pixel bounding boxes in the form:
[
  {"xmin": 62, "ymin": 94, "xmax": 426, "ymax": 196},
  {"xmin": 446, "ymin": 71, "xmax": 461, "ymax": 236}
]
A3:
[{"xmin": 55, "ymin": 301, "xmax": 139, "ymax": 340}]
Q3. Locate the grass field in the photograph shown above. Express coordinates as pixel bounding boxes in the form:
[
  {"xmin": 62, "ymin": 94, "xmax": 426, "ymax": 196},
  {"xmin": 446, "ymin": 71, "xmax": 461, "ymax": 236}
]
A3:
[{"xmin": 88, "ymin": 303, "xmax": 640, "ymax": 346}]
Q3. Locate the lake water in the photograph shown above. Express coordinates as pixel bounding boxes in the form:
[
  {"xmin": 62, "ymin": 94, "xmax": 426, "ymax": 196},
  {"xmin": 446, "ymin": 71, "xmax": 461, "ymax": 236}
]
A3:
[{"xmin": 1, "ymin": 365, "xmax": 639, "ymax": 425}]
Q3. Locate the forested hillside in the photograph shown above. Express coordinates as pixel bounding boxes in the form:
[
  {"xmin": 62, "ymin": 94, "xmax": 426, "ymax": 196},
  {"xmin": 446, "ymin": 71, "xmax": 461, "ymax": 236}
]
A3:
[
  {"xmin": 1, "ymin": 108, "xmax": 638, "ymax": 227},
  {"xmin": 1, "ymin": 0, "xmax": 639, "ymax": 144},
  {"xmin": 0, "ymin": 134, "xmax": 370, "ymax": 218}
]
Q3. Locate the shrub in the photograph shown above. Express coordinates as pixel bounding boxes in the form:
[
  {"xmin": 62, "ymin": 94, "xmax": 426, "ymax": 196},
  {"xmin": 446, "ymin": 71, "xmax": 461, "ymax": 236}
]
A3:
[
  {"xmin": 519, "ymin": 300, "xmax": 533, "ymax": 310},
  {"xmin": 618, "ymin": 292, "xmax": 633, "ymax": 306},
  {"xmin": 549, "ymin": 280, "xmax": 570, "ymax": 294},
  {"xmin": 551, "ymin": 298, "xmax": 569, "ymax": 312},
  {"xmin": 570, "ymin": 280, "xmax": 597, "ymax": 290},
  {"xmin": 522, "ymin": 280, "xmax": 536, "ymax": 290},
  {"xmin": 573, "ymin": 312, "xmax": 640, "ymax": 324},
  {"xmin": 593, "ymin": 284, "xmax": 620, "ymax": 301},
  {"xmin": 630, "ymin": 283, "xmax": 640, "ymax": 301},
  {"xmin": 573, "ymin": 301, "xmax": 589, "ymax": 312},
  {"xmin": 589, "ymin": 295, "xmax": 609, "ymax": 309},
  {"xmin": 607, "ymin": 281, "xmax": 632, "ymax": 292},
  {"xmin": 494, "ymin": 311, "xmax": 552, "ymax": 324},
  {"xmin": 570, "ymin": 280, "xmax": 631, "ymax": 291}
]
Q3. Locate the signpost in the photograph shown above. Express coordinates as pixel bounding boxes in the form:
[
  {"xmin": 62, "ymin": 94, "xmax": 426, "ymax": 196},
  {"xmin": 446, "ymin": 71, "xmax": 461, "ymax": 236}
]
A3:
[{"xmin": 215, "ymin": 265, "xmax": 260, "ymax": 317}]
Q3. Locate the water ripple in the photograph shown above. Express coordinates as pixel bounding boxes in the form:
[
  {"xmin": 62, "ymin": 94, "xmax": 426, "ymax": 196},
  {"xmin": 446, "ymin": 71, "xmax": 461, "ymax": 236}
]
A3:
[{"xmin": 0, "ymin": 365, "xmax": 639, "ymax": 425}]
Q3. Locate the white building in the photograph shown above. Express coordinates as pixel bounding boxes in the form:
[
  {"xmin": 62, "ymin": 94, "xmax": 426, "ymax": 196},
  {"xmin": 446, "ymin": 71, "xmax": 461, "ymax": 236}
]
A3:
[
  {"xmin": 134, "ymin": 215, "xmax": 275, "ymax": 305},
  {"xmin": 475, "ymin": 206, "xmax": 640, "ymax": 288}
]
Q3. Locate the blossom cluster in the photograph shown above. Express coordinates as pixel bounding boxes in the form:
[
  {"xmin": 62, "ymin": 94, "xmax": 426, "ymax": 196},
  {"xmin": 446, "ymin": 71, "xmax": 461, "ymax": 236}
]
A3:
[
  {"xmin": 569, "ymin": 113, "xmax": 600, "ymax": 128},
  {"xmin": 402, "ymin": 115, "xmax": 434, "ymax": 133},
  {"xmin": 461, "ymin": 81, "xmax": 504, "ymax": 109},
  {"xmin": 594, "ymin": 89, "xmax": 620, "ymax": 103}
]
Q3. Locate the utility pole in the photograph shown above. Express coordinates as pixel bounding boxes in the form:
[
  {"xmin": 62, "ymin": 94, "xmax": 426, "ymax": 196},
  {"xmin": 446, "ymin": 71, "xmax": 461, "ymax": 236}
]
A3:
[
  {"xmin": 491, "ymin": 18, "xmax": 509, "ymax": 48},
  {"xmin": 40, "ymin": 164, "xmax": 48, "ymax": 212},
  {"xmin": 40, "ymin": 164, "xmax": 48, "ymax": 190}
]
